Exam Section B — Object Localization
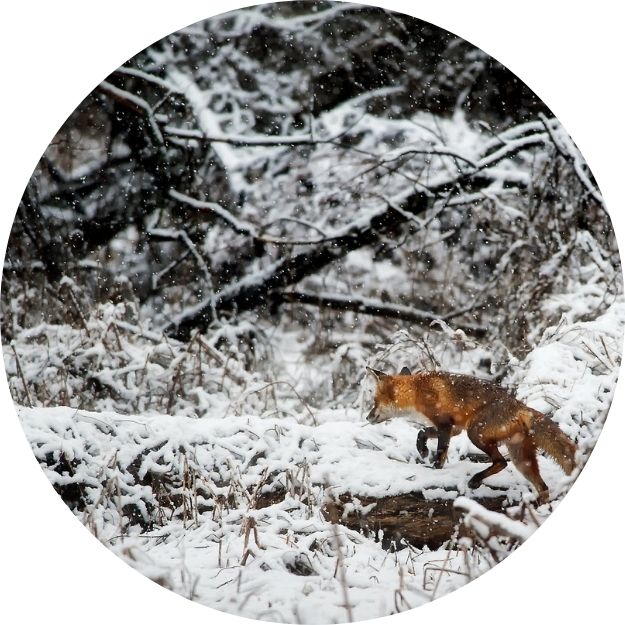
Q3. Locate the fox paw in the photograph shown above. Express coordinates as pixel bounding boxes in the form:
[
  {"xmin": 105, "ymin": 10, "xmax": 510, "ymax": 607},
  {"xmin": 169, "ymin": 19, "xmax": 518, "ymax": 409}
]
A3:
[
  {"xmin": 467, "ymin": 475, "xmax": 482, "ymax": 489},
  {"xmin": 536, "ymin": 490, "xmax": 550, "ymax": 506}
]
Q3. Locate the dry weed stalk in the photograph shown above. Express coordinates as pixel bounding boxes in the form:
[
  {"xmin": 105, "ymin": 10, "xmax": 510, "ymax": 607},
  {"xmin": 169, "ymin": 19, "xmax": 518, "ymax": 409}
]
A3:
[{"xmin": 324, "ymin": 482, "xmax": 354, "ymax": 623}]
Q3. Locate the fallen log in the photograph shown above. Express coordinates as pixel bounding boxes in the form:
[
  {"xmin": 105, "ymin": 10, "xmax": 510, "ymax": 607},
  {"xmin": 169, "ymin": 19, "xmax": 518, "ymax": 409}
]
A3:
[
  {"xmin": 256, "ymin": 485, "xmax": 513, "ymax": 550},
  {"xmin": 327, "ymin": 491, "xmax": 509, "ymax": 549}
]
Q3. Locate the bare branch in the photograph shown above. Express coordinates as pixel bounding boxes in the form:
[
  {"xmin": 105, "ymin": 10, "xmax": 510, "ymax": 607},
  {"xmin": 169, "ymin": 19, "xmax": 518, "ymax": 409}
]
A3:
[
  {"xmin": 169, "ymin": 189, "xmax": 257, "ymax": 238},
  {"xmin": 171, "ymin": 189, "xmax": 356, "ymax": 246},
  {"xmin": 277, "ymin": 290, "xmax": 487, "ymax": 337},
  {"xmin": 151, "ymin": 250, "xmax": 193, "ymax": 290},
  {"xmin": 258, "ymin": 217, "xmax": 328, "ymax": 240},
  {"xmin": 165, "ymin": 81, "xmax": 402, "ymax": 150},
  {"xmin": 147, "ymin": 227, "xmax": 211, "ymax": 286},
  {"xmin": 113, "ymin": 67, "xmax": 183, "ymax": 94},
  {"xmin": 97, "ymin": 80, "xmax": 164, "ymax": 147},
  {"xmin": 380, "ymin": 146, "xmax": 477, "ymax": 169},
  {"xmin": 538, "ymin": 113, "xmax": 603, "ymax": 205}
]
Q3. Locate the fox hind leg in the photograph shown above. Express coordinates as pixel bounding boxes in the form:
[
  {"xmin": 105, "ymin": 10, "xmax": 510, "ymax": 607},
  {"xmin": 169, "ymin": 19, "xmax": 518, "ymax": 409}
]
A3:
[
  {"xmin": 466, "ymin": 421, "xmax": 508, "ymax": 489},
  {"xmin": 466, "ymin": 443, "xmax": 507, "ymax": 489},
  {"xmin": 507, "ymin": 436, "xmax": 549, "ymax": 504}
]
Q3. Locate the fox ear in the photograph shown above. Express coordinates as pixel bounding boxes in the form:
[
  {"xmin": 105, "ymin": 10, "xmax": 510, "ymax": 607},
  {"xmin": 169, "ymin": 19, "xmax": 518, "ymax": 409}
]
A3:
[
  {"xmin": 366, "ymin": 366, "xmax": 387, "ymax": 381},
  {"xmin": 400, "ymin": 366, "xmax": 411, "ymax": 375}
]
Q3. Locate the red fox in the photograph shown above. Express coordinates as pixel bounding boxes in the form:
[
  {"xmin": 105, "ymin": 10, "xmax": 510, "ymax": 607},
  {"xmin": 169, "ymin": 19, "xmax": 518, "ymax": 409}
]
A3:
[{"xmin": 366, "ymin": 367, "xmax": 577, "ymax": 504}]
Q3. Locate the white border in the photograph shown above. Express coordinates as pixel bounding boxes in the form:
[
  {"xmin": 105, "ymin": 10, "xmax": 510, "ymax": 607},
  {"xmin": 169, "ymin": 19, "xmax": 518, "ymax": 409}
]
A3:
[{"xmin": 0, "ymin": 2, "xmax": 622, "ymax": 624}]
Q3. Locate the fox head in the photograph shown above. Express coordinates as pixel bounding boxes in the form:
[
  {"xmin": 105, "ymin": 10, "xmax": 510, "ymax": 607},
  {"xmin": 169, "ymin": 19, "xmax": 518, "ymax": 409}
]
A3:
[{"xmin": 366, "ymin": 366, "xmax": 412, "ymax": 424}]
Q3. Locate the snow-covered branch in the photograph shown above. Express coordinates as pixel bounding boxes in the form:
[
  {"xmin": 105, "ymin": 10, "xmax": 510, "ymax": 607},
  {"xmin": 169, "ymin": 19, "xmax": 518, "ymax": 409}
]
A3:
[
  {"xmin": 112, "ymin": 66, "xmax": 183, "ymax": 94},
  {"xmin": 164, "ymin": 125, "xmax": 318, "ymax": 148},
  {"xmin": 164, "ymin": 121, "xmax": 568, "ymax": 340},
  {"xmin": 97, "ymin": 80, "xmax": 165, "ymax": 147},
  {"xmin": 169, "ymin": 190, "xmax": 257, "ymax": 238},
  {"xmin": 455, "ymin": 497, "xmax": 535, "ymax": 542},
  {"xmin": 538, "ymin": 113, "xmax": 603, "ymax": 205},
  {"xmin": 146, "ymin": 226, "xmax": 212, "ymax": 287}
]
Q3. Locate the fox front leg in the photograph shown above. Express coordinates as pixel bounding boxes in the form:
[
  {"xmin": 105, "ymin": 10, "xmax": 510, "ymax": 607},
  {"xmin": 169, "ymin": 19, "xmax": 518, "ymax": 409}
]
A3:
[
  {"xmin": 417, "ymin": 427, "xmax": 438, "ymax": 458},
  {"xmin": 432, "ymin": 423, "xmax": 452, "ymax": 469},
  {"xmin": 417, "ymin": 423, "xmax": 452, "ymax": 468}
]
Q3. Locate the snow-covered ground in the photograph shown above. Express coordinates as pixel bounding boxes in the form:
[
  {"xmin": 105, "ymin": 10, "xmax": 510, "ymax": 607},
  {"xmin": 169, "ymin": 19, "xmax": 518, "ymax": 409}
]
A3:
[
  {"xmin": 15, "ymin": 404, "xmax": 507, "ymax": 621},
  {"xmin": 10, "ymin": 295, "xmax": 623, "ymax": 623}
]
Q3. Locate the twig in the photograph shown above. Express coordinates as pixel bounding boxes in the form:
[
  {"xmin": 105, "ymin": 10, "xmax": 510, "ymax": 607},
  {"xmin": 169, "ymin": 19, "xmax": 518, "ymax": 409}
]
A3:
[
  {"xmin": 147, "ymin": 226, "xmax": 212, "ymax": 287},
  {"xmin": 240, "ymin": 380, "xmax": 318, "ymax": 426},
  {"xmin": 11, "ymin": 344, "xmax": 33, "ymax": 408},
  {"xmin": 113, "ymin": 66, "xmax": 183, "ymax": 94},
  {"xmin": 98, "ymin": 80, "xmax": 164, "ymax": 148},
  {"xmin": 538, "ymin": 113, "xmax": 603, "ymax": 205}
]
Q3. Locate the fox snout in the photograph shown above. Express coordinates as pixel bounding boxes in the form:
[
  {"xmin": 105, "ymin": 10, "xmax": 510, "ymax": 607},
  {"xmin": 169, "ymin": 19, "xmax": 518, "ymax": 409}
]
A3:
[
  {"xmin": 366, "ymin": 407, "xmax": 380, "ymax": 423},
  {"xmin": 367, "ymin": 406, "xmax": 391, "ymax": 424}
]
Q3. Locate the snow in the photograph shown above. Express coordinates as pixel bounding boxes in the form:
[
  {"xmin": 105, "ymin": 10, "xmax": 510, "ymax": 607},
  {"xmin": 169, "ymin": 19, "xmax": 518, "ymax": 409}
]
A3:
[
  {"xmin": 8, "ymin": 293, "xmax": 623, "ymax": 623},
  {"xmin": 14, "ymin": 401, "xmax": 529, "ymax": 622},
  {"xmin": 454, "ymin": 497, "xmax": 534, "ymax": 542}
]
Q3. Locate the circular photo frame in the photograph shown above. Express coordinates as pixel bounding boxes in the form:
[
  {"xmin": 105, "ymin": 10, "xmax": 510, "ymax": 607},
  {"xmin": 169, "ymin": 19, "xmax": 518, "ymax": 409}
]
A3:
[{"xmin": 2, "ymin": 2, "xmax": 622, "ymax": 623}]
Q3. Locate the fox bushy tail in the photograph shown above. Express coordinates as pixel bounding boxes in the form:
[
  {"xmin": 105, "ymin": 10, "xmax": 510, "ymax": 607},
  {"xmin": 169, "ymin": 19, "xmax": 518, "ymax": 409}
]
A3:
[{"xmin": 529, "ymin": 410, "xmax": 577, "ymax": 474}]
